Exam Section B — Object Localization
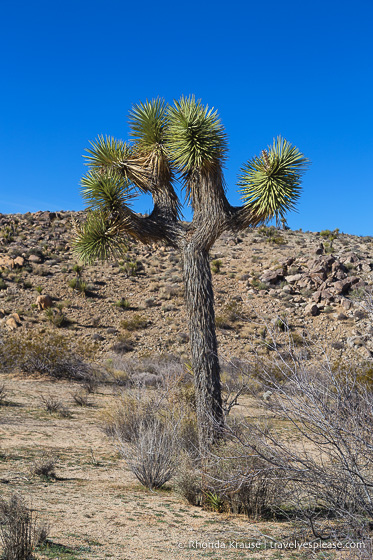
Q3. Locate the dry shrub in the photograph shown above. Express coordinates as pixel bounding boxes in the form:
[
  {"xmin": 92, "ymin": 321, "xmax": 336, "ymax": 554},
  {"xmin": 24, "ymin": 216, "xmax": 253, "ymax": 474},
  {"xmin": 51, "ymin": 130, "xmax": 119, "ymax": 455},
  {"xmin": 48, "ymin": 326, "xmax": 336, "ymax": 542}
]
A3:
[
  {"xmin": 108, "ymin": 393, "xmax": 180, "ymax": 489},
  {"xmin": 174, "ymin": 454, "xmax": 202, "ymax": 506},
  {"xmin": 30, "ymin": 458, "xmax": 57, "ymax": 481},
  {"xmin": 0, "ymin": 494, "xmax": 48, "ymax": 560},
  {"xmin": 0, "ymin": 383, "xmax": 7, "ymax": 405},
  {"xmin": 72, "ymin": 390, "xmax": 91, "ymax": 407},
  {"xmin": 218, "ymin": 339, "xmax": 373, "ymax": 538},
  {"xmin": 0, "ymin": 332, "xmax": 96, "ymax": 385},
  {"xmin": 105, "ymin": 375, "xmax": 198, "ymax": 489},
  {"xmin": 104, "ymin": 354, "xmax": 187, "ymax": 388}
]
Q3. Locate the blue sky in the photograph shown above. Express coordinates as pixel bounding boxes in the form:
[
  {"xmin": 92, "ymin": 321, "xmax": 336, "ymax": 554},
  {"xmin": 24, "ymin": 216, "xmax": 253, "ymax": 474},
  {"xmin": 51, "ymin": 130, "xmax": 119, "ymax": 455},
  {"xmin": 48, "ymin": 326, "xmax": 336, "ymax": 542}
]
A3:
[{"xmin": 1, "ymin": 0, "xmax": 372, "ymax": 235}]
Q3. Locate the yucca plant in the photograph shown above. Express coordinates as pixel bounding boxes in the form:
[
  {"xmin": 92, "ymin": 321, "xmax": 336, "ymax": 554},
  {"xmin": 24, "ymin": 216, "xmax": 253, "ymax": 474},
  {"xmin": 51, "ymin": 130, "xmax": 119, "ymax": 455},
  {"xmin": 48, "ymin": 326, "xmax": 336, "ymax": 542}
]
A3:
[
  {"xmin": 73, "ymin": 96, "xmax": 309, "ymax": 449},
  {"xmin": 239, "ymin": 136, "xmax": 309, "ymax": 226}
]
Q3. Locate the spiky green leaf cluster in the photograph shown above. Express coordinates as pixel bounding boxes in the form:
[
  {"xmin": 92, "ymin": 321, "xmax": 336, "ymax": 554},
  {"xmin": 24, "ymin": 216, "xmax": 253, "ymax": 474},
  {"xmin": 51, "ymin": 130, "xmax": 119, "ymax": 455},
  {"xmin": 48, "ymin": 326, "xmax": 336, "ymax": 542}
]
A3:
[
  {"xmin": 166, "ymin": 95, "xmax": 228, "ymax": 176},
  {"xmin": 81, "ymin": 170, "xmax": 134, "ymax": 213},
  {"xmin": 128, "ymin": 98, "xmax": 168, "ymax": 152},
  {"xmin": 73, "ymin": 211, "xmax": 128, "ymax": 264},
  {"xmin": 84, "ymin": 135, "xmax": 132, "ymax": 170},
  {"xmin": 239, "ymin": 136, "xmax": 310, "ymax": 223}
]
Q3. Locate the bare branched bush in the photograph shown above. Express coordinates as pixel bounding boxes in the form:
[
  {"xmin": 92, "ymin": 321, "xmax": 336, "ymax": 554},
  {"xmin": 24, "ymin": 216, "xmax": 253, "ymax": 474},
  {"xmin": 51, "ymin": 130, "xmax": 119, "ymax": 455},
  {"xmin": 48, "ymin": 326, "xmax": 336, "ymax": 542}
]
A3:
[
  {"xmin": 0, "ymin": 383, "xmax": 7, "ymax": 405},
  {"xmin": 0, "ymin": 494, "xmax": 48, "ymax": 560},
  {"xmin": 40, "ymin": 395, "xmax": 70, "ymax": 417},
  {"xmin": 118, "ymin": 414, "xmax": 179, "ymax": 490},
  {"xmin": 72, "ymin": 390, "xmax": 91, "ymax": 407},
  {"xmin": 106, "ymin": 388, "xmax": 193, "ymax": 490},
  {"xmin": 216, "ymin": 333, "xmax": 373, "ymax": 538},
  {"xmin": 174, "ymin": 454, "xmax": 202, "ymax": 506},
  {"xmin": 206, "ymin": 442, "xmax": 290, "ymax": 518}
]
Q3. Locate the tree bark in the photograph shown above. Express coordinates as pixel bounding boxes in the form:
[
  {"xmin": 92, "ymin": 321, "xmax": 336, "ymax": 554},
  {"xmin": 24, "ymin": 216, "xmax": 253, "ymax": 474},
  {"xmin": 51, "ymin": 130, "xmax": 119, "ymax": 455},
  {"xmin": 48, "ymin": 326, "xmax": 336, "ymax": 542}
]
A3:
[{"xmin": 182, "ymin": 243, "xmax": 224, "ymax": 450}]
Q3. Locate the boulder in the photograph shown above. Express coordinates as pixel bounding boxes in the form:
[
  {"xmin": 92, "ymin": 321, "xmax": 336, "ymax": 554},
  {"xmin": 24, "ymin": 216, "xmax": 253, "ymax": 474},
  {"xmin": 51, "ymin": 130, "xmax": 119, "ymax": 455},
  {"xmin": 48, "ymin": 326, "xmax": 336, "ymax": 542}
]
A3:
[
  {"xmin": 5, "ymin": 317, "xmax": 18, "ymax": 331},
  {"xmin": 5, "ymin": 313, "xmax": 21, "ymax": 331},
  {"xmin": 285, "ymin": 273, "xmax": 303, "ymax": 284},
  {"xmin": 333, "ymin": 279, "xmax": 352, "ymax": 295},
  {"xmin": 13, "ymin": 256, "xmax": 25, "ymax": 268},
  {"xmin": 29, "ymin": 254, "xmax": 43, "ymax": 264},
  {"xmin": 260, "ymin": 269, "xmax": 284, "ymax": 284},
  {"xmin": 36, "ymin": 294, "xmax": 53, "ymax": 310},
  {"xmin": 305, "ymin": 303, "xmax": 320, "ymax": 316},
  {"xmin": 341, "ymin": 297, "xmax": 352, "ymax": 310},
  {"xmin": 0, "ymin": 256, "xmax": 15, "ymax": 269}
]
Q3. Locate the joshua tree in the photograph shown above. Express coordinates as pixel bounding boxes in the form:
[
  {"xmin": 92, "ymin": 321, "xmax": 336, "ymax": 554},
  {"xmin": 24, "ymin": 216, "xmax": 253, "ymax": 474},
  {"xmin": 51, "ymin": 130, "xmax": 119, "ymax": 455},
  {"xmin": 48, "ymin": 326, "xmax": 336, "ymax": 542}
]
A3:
[{"xmin": 74, "ymin": 96, "xmax": 309, "ymax": 449}]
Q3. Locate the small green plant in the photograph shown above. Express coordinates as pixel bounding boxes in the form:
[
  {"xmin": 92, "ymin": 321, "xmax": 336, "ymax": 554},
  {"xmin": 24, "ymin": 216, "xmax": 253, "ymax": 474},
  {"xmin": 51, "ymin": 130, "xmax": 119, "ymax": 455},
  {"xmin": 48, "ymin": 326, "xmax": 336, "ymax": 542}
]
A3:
[
  {"xmin": 258, "ymin": 226, "xmax": 286, "ymax": 245},
  {"xmin": 68, "ymin": 277, "xmax": 87, "ymax": 295},
  {"xmin": 119, "ymin": 260, "xmax": 139, "ymax": 276},
  {"xmin": 320, "ymin": 228, "xmax": 339, "ymax": 249},
  {"xmin": 211, "ymin": 259, "xmax": 222, "ymax": 274},
  {"xmin": 45, "ymin": 308, "xmax": 70, "ymax": 328},
  {"xmin": 115, "ymin": 298, "xmax": 131, "ymax": 309},
  {"xmin": 121, "ymin": 314, "xmax": 149, "ymax": 331},
  {"xmin": 35, "ymin": 285, "xmax": 43, "ymax": 294},
  {"xmin": 251, "ymin": 278, "xmax": 268, "ymax": 290},
  {"xmin": 0, "ymin": 278, "xmax": 7, "ymax": 290},
  {"xmin": 72, "ymin": 263, "xmax": 83, "ymax": 277},
  {"xmin": 216, "ymin": 299, "xmax": 245, "ymax": 329},
  {"xmin": 204, "ymin": 491, "xmax": 224, "ymax": 512},
  {"xmin": 274, "ymin": 316, "xmax": 287, "ymax": 331}
]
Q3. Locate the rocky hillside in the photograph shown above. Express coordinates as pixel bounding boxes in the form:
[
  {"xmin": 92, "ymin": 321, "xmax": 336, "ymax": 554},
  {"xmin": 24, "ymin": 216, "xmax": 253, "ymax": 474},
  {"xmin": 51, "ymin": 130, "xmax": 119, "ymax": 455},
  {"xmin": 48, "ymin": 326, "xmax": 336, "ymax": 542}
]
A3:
[{"xmin": 0, "ymin": 210, "xmax": 372, "ymax": 368}]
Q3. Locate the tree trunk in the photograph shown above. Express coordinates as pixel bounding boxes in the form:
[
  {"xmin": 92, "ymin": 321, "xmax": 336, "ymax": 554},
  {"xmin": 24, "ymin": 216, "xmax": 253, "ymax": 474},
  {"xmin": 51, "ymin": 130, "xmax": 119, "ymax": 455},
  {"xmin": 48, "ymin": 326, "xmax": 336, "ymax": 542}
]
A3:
[{"xmin": 182, "ymin": 243, "xmax": 224, "ymax": 450}]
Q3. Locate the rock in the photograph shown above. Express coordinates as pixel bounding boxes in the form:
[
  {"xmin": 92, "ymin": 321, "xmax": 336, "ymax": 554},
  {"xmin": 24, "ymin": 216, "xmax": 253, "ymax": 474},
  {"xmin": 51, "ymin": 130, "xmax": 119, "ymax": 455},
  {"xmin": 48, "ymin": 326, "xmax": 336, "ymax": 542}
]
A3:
[
  {"xmin": 13, "ymin": 256, "xmax": 25, "ymax": 268},
  {"xmin": 36, "ymin": 294, "xmax": 53, "ymax": 310},
  {"xmin": 29, "ymin": 254, "xmax": 43, "ymax": 264},
  {"xmin": 341, "ymin": 297, "xmax": 352, "ymax": 310},
  {"xmin": 341, "ymin": 253, "xmax": 360, "ymax": 265},
  {"xmin": 333, "ymin": 279, "xmax": 352, "ymax": 295},
  {"xmin": 107, "ymin": 327, "xmax": 118, "ymax": 334},
  {"xmin": 334, "ymin": 269, "xmax": 347, "ymax": 280},
  {"xmin": 320, "ymin": 289, "xmax": 334, "ymax": 302},
  {"xmin": 282, "ymin": 284, "xmax": 293, "ymax": 294},
  {"xmin": 280, "ymin": 257, "xmax": 295, "ymax": 268},
  {"xmin": 336, "ymin": 313, "xmax": 348, "ymax": 321},
  {"xmin": 92, "ymin": 333, "xmax": 105, "ymax": 341},
  {"xmin": 11, "ymin": 313, "xmax": 21, "ymax": 324},
  {"xmin": 305, "ymin": 303, "xmax": 320, "ymax": 316},
  {"xmin": 315, "ymin": 243, "xmax": 324, "ymax": 255},
  {"xmin": 354, "ymin": 310, "xmax": 367, "ymax": 320},
  {"xmin": 312, "ymin": 290, "xmax": 322, "ymax": 303},
  {"xmin": 347, "ymin": 336, "xmax": 364, "ymax": 348},
  {"xmin": 260, "ymin": 269, "xmax": 284, "ymax": 284},
  {"xmin": 5, "ymin": 317, "xmax": 19, "ymax": 331},
  {"xmin": 286, "ymin": 273, "xmax": 303, "ymax": 284},
  {"xmin": 0, "ymin": 256, "xmax": 15, "ymax": 269},
  {"xmin": 358, "ymin": 347, "xmax": 372, "ymax": 359},
  {"xmin": 359, "ymin": 262, "xmax": 372, "ymax": 273}
]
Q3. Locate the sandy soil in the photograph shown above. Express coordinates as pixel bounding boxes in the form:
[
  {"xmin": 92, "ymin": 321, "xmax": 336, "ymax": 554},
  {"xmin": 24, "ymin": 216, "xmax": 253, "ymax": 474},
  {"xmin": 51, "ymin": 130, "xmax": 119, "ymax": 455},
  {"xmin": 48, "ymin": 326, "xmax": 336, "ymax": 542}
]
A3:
[{"xmin": 1, "ymin": 373, "xmax": 371, "ymax": 560}]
